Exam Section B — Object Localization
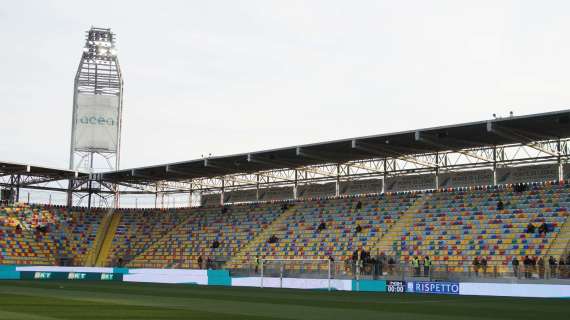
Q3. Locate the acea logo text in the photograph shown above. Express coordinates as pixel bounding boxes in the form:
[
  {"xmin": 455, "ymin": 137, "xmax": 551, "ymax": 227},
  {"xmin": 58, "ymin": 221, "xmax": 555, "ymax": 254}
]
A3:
[{"xmin": 79, "ymin": 115, "xmax": 116, "ymax": 126}]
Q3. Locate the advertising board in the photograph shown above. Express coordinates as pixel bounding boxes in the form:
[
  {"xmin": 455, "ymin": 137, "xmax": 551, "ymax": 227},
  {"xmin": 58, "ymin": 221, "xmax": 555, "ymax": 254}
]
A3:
[
  {"xmin": 407, "ymin": 281, "xmax": 459, "ymax": 294},
  {"xmin": 20, "ymin": 271, "xmax": 123, "ymax": 281},
  {"xmin": 74, "ymin": 94, "xmax": 120, "ymax": 152}
]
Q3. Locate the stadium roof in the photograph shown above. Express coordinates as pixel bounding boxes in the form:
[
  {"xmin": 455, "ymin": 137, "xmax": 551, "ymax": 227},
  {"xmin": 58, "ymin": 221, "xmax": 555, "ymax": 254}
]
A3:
[
  {"xmin": 100, "ymin": 109, "xmax": 570, "ymax": 184},
  {"xmin": 0, "ymin": 161, "xmax": 83, "ymax": 178}
]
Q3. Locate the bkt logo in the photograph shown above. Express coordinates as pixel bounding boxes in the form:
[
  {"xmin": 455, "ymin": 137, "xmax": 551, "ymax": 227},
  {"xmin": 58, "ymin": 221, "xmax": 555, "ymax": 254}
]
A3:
[
  {"xmin": 34, "ymin": 272, "xmax": 51, "ymax": 279},
  {"xmin": 79, "ymin": 116, "xmax": 116, "ymax": 126},
  {"xmin": 68, "ymin": 272, "xmax": 87, "ymax": 280},
  {"xmin": 101, "ymin": 273, "xmax": 115, "ymax": 281}
]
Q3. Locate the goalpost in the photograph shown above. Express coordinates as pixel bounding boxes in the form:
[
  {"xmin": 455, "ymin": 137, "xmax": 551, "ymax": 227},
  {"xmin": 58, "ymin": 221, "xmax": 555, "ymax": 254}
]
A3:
[{"xmin": 260, "ymin": 258, "xmax": 332, "ymax": 291}]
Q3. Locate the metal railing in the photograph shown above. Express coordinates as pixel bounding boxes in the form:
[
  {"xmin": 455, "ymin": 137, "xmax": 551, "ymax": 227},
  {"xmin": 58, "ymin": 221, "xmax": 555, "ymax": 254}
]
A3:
[{"xmin": 225, "ymin": 259, "xmax": 570, "ymax": 282}]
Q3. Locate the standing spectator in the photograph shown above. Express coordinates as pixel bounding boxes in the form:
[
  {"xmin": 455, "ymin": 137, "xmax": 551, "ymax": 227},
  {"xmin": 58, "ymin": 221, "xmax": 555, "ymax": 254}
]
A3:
[
  {"xmin": 548, "ymin": 256, "xmax": 557, "ymax": 278},
  {"xmin": 418, "ymin": 256, "xmax": 426, "ymax": 276},
  {"xmin": 378, "ymin": 251, "xmax": 387, "ymax": 276},
  {"xmin": 523, "ymin": 256, "xmax": 532, "ymax": 278},
  {"xmin": 423, "ymin": 256, "xmax": 431, "ymax": 277},
  {"xmin": 538, "ymin": 223, "xmax": 548, "ymax": 235},
  {"xmin": 328, "ymin": 255, "xmax": 335, "ymax": 278},
  {"xmin": 352, "ymin": 248, "xmax": 365, "ymax": 277},
  {"xmin": 538, "ymin": 257, "xmax": 545, "ymax": 279},
  {"xmin": 559, "ymin": 256, "xmax": 566, "ymax": 278},
  {"xmin": 481, "ymin": 257, "xmax": 488, "ymax": 276},
  {"xmin": 412, "ymin": 256, "xmax": 420, "ymax": 277},
  {"xmin": 254, "ymin": 255, "xmax": 260, "ymax": 274},
  {"xmin": 472, "ymin": 257, "xmax": 480, "ymax": 276},
  {"xmin": 512, "ymin": 257, "xmax": 520, "ymax": 278},
  {"xmin": 197, "ymin": 255, "xmax": 203, "ymax": 269},
  {"xmin": 388, "ymin": 257, "xmax": 395, "ymax": 275}
]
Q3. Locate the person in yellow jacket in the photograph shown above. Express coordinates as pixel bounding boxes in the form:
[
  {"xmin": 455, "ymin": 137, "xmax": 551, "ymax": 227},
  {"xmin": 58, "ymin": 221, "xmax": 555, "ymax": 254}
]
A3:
[{"xmin": 412, "ymin": 256, "xmax": 420, "ymax": 276}]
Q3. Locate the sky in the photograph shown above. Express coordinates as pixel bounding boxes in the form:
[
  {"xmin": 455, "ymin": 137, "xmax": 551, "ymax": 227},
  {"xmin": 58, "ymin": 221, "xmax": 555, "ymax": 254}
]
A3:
[{"xmin": 1, "ymin": 0, "xmax": 570, "ymax": 171}]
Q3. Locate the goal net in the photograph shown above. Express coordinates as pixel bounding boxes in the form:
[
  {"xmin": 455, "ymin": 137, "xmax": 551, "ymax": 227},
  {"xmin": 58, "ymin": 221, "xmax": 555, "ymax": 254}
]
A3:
[{"xmin": 260, "ymin": 258, "xmax": 333, "ymax": 290}]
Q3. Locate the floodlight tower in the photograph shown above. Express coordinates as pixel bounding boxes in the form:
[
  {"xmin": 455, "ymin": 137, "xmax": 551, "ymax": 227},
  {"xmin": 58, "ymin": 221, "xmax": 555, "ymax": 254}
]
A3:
[{"xmin": 68, "ymin": 27, "xmax": 123, "ymax": 208}]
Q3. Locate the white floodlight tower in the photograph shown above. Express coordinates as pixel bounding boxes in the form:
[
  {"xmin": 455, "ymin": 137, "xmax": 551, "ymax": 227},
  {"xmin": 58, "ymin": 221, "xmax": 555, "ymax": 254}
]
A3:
[{"xmin": 68, "ymin": 27, "xmax": 123, "ymax": 208}]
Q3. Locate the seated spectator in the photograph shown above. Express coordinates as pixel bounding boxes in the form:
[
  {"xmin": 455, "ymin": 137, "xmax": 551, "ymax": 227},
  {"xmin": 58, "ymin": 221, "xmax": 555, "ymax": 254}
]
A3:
[
  {"xmin": 355, "ymin": 201, "xmax": 362, "ymax": 210},
  {"xmin": 355, "ymin": 224, "xmax": 362, "ymax": 233},
  {"xmin": 496, "ymin": 200, "xmax": 504, "ymax": 211},
  {"xmin": 317, "ymin": 221, "xmax": 326, "ymax": 232},
  {"xmin": 538, "ymin": 222, "xmax": 548, "ymax": 235},
  {"xmin": 268, "ymin": 234, "xmax": 279, "ymax": 244},
  {"xmin": 211, "ymin": 240, "xmax": 220, "ymax": 249},
  {"xmin": 526, "ymin": 223, "xmax": 535, "ymax": 234}
]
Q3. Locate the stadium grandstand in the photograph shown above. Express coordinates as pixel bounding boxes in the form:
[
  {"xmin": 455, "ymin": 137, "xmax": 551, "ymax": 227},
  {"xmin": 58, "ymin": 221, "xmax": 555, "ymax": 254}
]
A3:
[
  {"xmin": 2, "ymin": 15, "xmax": 570, "ymax": 319},
  {"xmin": 2, "ymin": 110, "xmax": 570, "ymax": 282}
]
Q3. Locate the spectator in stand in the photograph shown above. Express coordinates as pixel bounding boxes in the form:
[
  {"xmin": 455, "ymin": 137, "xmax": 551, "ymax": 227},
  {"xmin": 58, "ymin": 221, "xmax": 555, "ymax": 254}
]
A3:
[
  {"xmin": 412, "ymin": 256, "xmax": 421, "ymax": 277},
  {"xmin": 559, "ymin": 256, "xmax": 566, "ymax": 278},
  {"xmin": 352, "ymin": 248, "xmax": 365, "ymax": 277},
  {"xmin": 538, "ymin": 222, "xmax": 548, "ymax": 235},
  {"xmin": 538, "ymin": 257, "xmax": 545, "ymax": 279},
  {"xmin": 472, "ymin": 257, "xmax": 480, "ymax": 276},
  {"xmin": 355, "ymin": 200, "xmax": 362, "ymax": 210},
  {"xmin": 481, "ymin": 257, "xmax": 488, "ymax": 276},
  {"xmin": 496, "ymin": 200, "xmax": 504, "ymax": 211},
  {"xmin": 526, "ymin": 223, "xmax": 535, "ymax": 234},
  {"xmin": 378, "ymin": 251, "xmax": 387, "ymax": 276},
  {"xmin": 523, "ymin": 256, "xmax": 532, "ymax": 278},
  {"xmin": 255, "ymin": 255, "xmax": 260, "ymax": 273},
  {"xmin": 317, "ymin": 221, "xmax": 326, "ymax": 232},
  {"xmin": 355, "ymin": 224, "xmax": 362, "ymax": 234},
  {"xmin": 512, "ymin": 257, "xmax": 520, "ymax": 278},
  {"xmin": 211, "ymin": 240, "xmax": 220, "ymax": 249},
  {"xmin": 388, "ymin": 257, "xmax": 395, "ymax": 275},
  {"xmin": 548, "ymin": 256, "xmax": 557, "ymax": 278},
  {"xmin": 268, "ymin": 234, "xmax": 279, "ymax": 244},
  {"xmin": 423, "ymin": 256, "xmax": 431, "ymax": 277},
  {"xmin": 197, "ymin": 255, "xmax": 203, "ymax": 269}
]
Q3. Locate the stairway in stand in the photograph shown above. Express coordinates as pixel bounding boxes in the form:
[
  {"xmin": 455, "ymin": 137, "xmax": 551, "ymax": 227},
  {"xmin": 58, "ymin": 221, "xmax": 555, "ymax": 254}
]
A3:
[
  {"xmin": 84, "ymin": 209, "xmax": 115, "ymax": 267},
  {"xmin": 545, "ymin": 211, "xmax": 570, "ymax": 259},
  {"xmin": 373, "ymin": 194, "xmax": 429, "ymax": 258},
  {"xmin": 225, "ymin": 205, "xmax": 297, "ymax": 270},
  {"xmin": 94, "ymin": 212, "xmax": 122, "ymax": 266}
]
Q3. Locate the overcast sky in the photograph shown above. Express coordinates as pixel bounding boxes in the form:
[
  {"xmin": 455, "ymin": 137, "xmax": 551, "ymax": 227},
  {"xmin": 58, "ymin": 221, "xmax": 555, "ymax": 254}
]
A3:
[{"xmin": 1, "ymin": 0, "xmax": 570, "ymax": 171}]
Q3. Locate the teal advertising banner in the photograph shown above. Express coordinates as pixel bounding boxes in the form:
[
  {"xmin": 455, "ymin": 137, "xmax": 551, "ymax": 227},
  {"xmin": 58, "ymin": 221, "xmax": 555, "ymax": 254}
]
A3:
[{"xmin": 20, "ymin": 271, "xmax": 123, "ymax": 281}]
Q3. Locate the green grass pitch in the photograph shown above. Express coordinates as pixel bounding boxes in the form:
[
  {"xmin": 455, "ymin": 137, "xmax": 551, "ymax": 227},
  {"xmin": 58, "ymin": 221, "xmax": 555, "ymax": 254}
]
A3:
[{"xmin": 0, "ymin": 281, "xmax": 567, "ymax": 319}]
